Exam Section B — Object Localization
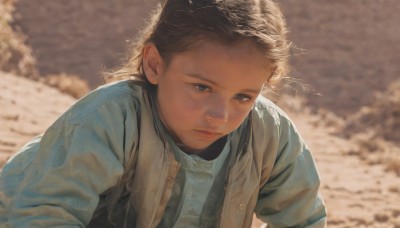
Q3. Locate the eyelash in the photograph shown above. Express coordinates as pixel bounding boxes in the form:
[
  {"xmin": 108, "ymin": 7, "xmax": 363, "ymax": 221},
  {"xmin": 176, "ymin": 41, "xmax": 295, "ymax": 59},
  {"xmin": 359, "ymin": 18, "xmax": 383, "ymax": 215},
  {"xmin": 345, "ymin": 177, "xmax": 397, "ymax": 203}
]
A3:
[
  {"xmin": 191, "ymin": 83, "xmax": 253, "ymax": 103},
  {"xmin": 235, "ymin": 94, "xmax": 253, "ymax": 103},
  {"xmin": 193, "ymin": 84, "xmax": 211, "ymax": 93}
]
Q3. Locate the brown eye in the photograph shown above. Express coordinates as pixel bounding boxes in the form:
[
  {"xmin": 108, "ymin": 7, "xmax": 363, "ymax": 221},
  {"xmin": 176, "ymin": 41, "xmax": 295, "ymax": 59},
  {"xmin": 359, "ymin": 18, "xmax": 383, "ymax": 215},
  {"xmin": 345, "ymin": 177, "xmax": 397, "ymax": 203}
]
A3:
[
  {"xmin": 193, "ymin": 84, "xmax": 211, "ymax": 92},
  {"xmin": 235, "ymin": 94, "xmax": 252, "ymax": 102}
]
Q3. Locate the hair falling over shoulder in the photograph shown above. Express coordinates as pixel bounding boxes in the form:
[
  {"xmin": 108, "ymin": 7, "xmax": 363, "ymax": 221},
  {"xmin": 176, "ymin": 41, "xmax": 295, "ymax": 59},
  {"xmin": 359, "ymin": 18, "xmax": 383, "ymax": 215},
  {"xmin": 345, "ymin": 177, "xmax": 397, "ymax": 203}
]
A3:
[{"xmin": 104, "ymin": 0, "xmax": 291, "ymax": 88}]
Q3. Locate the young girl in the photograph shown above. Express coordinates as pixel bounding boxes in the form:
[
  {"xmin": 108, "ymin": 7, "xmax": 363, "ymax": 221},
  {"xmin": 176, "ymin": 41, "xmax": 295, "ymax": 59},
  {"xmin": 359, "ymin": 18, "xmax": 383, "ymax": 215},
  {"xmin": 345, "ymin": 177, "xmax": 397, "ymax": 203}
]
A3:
[{"xmin": 0, "ymin": 0, "xmax": 327, "ymax": 227}]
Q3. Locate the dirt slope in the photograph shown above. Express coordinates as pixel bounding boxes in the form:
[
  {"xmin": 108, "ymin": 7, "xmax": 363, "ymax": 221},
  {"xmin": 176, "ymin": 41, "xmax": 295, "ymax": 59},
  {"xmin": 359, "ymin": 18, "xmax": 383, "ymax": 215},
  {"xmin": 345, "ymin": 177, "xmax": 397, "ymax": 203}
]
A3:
[
  {"xmin": 279, "ymin": 0, "xmax": 400, "ymax": 116},
  {"xmin": 12, "ymin": 0, "xmax": 157, "ymax": 86},
  {"xmin": 287, "ymin": 110, "xmax": 400, "ymax": 227}
]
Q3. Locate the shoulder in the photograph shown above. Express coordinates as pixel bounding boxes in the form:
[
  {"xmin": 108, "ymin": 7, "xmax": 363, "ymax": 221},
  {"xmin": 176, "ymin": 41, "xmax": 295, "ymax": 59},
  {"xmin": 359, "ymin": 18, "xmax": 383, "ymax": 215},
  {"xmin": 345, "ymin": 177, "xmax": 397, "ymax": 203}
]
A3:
[
  {"xmin": 51, "ymin": 80, "xmax": 144, "ymax": 128},
  {"xmin": 76, "ymin": 80, "xmax": 142, "ymax": 109},
  {"xmin": 250, "ymin": 96, "xmax": 306, "ymax": 160},
  {"xmin": 251, "ymin": 95, "xmax": 293, "ymax": 132},
  {"xmin": 249, "ymin": 96, "xmax": 302, "ymax": 155}
]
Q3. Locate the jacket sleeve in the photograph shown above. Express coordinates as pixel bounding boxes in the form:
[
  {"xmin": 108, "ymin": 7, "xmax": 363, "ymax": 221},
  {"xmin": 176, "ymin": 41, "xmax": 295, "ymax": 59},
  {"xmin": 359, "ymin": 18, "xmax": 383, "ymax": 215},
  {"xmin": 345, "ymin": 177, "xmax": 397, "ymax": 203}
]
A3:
[
  {"xmin": 254, "ymin": 115, "xmax": 327, "ymax": 228},
  {"xmin": 3, "ymin": 97, "xmax": 139, "ymax": 227}
]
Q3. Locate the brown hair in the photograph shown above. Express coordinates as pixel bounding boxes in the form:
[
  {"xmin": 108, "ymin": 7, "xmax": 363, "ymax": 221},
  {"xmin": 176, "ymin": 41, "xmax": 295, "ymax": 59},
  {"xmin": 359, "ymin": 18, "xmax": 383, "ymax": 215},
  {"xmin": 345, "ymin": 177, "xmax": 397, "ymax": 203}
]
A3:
[{"xmin": 105, "ymin": 0, "xmax": 290, "ymax": 87}]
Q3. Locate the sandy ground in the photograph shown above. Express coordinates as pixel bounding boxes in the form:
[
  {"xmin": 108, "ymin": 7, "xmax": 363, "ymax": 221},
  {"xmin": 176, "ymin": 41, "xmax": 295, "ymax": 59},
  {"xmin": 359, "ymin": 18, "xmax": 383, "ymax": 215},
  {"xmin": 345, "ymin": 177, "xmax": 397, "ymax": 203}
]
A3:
[
  {"xmin": 1, "ymin": 72, "xmax": 399, "ymax": 227},
  {"xmin": 283, "ymin": 111, "xmax": 400, "ymax": 227}
]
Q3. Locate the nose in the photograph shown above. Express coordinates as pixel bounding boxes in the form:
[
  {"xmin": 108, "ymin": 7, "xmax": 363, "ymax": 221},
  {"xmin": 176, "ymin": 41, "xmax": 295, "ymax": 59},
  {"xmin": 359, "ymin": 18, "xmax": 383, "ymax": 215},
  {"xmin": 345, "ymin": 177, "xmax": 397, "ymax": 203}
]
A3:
[{"xmin": 205, "ymin": 96, "xmax": 229, "ymax": 125}]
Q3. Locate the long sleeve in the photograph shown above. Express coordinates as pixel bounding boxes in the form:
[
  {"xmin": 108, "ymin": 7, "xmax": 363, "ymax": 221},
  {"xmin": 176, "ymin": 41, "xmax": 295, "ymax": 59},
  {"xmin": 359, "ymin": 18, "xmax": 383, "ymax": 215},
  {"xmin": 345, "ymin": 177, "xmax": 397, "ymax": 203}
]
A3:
[
  {"xmin": 254, "ymin": 115, "xmax": 327, "ymax": 228},
  {"xmin": 0, "ymin": 82, "xmax": 140, "ymax": 227}
]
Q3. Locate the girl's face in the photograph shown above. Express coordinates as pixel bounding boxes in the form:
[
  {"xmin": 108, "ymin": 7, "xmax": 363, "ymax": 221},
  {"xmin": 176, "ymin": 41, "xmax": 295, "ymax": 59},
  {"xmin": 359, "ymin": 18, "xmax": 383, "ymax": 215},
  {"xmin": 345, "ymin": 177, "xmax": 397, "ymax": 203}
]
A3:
[{"xmin": 144, "ymin": 39, "xmax": 274, "ymax": 154}]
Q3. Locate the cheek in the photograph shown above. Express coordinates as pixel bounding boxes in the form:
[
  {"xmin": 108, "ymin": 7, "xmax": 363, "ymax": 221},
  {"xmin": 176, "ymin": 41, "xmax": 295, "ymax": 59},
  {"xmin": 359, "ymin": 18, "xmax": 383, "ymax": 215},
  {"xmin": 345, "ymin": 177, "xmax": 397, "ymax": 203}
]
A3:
[
  {"xmin": 170, "ymin": 90, "xmax": 204, "ymax": 119},
  {"xmin": 181, "ymin": 96, "xmax": 205, "ymax": 117}
]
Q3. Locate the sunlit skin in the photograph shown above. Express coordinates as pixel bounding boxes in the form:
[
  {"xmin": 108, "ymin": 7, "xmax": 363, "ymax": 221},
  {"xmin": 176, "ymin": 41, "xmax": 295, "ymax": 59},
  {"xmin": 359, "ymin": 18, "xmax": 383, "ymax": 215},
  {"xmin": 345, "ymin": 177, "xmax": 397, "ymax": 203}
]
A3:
[{"xmin": 143, "ymin": 39, "xmax": 275, "ymax": 156}]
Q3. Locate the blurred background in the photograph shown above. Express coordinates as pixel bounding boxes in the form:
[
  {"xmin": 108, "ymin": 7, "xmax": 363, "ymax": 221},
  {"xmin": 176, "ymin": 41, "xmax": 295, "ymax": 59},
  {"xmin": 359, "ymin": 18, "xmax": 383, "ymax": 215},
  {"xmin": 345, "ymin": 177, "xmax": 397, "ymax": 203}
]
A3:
[{"xmin": 1, "ymin": 0, "xmax": 399, "ymax": 227}]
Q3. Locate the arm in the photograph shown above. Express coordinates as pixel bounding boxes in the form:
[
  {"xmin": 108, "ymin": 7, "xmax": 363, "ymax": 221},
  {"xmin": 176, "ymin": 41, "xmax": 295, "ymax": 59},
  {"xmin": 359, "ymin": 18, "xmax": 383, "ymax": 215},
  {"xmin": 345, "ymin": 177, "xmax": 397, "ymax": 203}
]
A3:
[
  {"xmin": 5, "ymin": 96, "xmax": 139, "ymax": 227},
  {"xmin": 254, "ymin": 116, "xmax": 327, "ymax": 228}
]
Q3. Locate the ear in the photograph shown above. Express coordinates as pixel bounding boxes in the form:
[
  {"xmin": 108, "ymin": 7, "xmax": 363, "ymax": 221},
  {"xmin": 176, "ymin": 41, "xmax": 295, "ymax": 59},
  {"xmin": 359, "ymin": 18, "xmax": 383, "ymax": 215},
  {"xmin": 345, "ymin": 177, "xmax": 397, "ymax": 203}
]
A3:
[{"xmin": 143, "ymin": 43, "xmax": 164, "ymax": 85}]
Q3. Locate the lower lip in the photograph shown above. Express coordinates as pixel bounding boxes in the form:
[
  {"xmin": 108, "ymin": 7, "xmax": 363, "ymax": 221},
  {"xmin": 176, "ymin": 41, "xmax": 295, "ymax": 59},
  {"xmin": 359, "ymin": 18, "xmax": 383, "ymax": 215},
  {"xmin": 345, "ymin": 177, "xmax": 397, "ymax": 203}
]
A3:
[{"xmin": 194, "ymin": 130, "xmax": 221, "ymax": 139}]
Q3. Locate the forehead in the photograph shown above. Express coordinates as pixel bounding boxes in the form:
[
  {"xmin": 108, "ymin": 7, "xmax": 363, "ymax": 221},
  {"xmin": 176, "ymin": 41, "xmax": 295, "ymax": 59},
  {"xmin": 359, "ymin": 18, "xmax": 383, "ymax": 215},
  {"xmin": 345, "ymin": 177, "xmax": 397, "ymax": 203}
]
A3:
[
  {"xmin": 187, "ymin": 38, "xmax": 272, "ymax": 68},
  {"xmin": 167, "ymin": 39, "xmax": 274, "ymax": 87}
]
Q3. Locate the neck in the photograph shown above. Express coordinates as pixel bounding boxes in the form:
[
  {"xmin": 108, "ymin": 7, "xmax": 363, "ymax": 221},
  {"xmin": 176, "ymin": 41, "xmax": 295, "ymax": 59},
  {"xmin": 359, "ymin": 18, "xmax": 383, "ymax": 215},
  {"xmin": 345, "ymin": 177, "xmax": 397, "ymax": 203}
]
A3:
[{"xmin": 178, "ymin": 136, "xmax": 227, "ymax": 160}]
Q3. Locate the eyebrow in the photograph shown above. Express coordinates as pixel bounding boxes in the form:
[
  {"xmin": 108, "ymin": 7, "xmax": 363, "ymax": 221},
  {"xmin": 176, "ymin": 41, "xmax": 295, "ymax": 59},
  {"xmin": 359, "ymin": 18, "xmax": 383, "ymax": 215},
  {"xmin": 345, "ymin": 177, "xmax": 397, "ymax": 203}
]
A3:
[{"xmin": 185, "ymin": 73, "xmax": 261, "ymax": 94}]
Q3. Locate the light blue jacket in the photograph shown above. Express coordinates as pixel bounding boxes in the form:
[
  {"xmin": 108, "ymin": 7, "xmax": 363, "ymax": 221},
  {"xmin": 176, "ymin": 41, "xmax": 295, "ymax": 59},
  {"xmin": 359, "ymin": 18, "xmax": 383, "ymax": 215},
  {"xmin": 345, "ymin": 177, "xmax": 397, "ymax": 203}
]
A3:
[{"xmin": 0, "ymin": 80, "xmax": 327, "ymax": 227}]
